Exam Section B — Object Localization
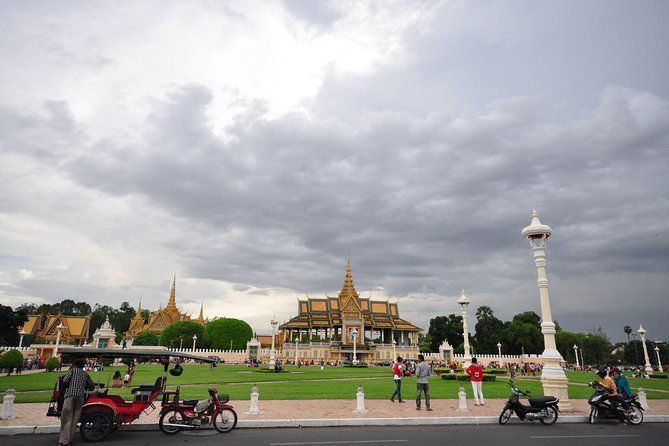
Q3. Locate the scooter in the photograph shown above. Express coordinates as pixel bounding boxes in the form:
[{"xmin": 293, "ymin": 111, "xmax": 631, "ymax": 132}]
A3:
[
  {"xmin": 499, "ymin": 381, "xmax": 560, "ymax": 425},
  {"xmin": 159, "ymin": 386, "xmax": 237, "ymax": 434},
  {"xmin": 586, "ymin": 381, "xmax": 643, "ymax": 425}
]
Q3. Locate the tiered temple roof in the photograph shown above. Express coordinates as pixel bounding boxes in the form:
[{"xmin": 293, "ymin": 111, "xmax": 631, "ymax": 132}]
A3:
[
  {"xmin": 279, "ymin": 258, "xmax": 421, "ymax": 332},
  {"xmin": 21, "ymin": 313, "xmax": 91, "ymax": 345},
  {"xmin": 125, "ymin": 275, "xmax": 205, "ymax": 338}
]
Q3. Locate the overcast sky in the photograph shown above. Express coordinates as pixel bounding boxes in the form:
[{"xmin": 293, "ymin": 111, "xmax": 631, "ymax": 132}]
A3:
[{"xmin": 1, "ymin": 0, "xmax": 668, "ymax": 345}]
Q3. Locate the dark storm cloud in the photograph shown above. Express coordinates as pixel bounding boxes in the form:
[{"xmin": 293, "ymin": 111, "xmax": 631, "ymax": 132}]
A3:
[{"xmin": 1, "ymin": 0, "xmax": 668, "ymax": 340}]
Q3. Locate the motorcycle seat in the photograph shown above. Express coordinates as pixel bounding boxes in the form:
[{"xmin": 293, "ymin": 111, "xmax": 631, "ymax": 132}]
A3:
[
  {"xmin": 529, "ymin": 396, "xmax": 559, "ymax": 407},
  {"xmin": 182, "ymin": 400, "xmax": 199, "ymax": 406}
]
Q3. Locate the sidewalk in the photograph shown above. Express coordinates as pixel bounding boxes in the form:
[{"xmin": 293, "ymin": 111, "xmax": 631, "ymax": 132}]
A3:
[{"xmin": 2, "ymin": 399, "xmax": 669, "ymax": 433}]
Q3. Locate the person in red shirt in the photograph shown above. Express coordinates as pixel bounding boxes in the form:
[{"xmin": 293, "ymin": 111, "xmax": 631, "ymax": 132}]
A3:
[
  {"xmin": 389, "ymin": 356, "xmax": 405, "ymax": 403},
  {"xmin": 466, "ymin": 357, "xmax": 485, "ymax": 406}
]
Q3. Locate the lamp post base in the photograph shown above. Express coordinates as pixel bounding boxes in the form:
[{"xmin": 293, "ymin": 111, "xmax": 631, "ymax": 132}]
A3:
[
  {"xmin": 645, "ymin": 364, "xmax": 654, "ymax": 375},
  {"xmin": 540, "ymin": 361, "xmax": 572, "ymax": 412},
  {"xmin": 269, "ymin": 357, "xmax": 276, "ymax": 367}
]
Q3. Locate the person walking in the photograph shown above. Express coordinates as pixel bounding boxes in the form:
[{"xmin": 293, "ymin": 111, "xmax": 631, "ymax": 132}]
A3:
[
  {"xmin": 58, "ymin": 359, "xmax": 95, "ymax": 446},
  {"xmin": 389, "ymin": 356, "xmax": 404, "ymax": 403},
  {"xmin": 466, "ymin": 357, "xmax": 485, "ymax": 406},
  {"xmin": 415, "ymin": 354, "xmax": 432, "ymax": 411}
]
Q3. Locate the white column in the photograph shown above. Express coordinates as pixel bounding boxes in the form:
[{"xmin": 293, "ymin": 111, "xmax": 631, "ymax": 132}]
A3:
[
  {"xmin": 638, "ymin": 325, "xmax": 653, "ymax": 374},
  {"xmin": 522, "ymin": 210, "xmax": 571, "ymax": 411},
  {"xmin": 457, "ymin": 290, "xmax": 472, "ymax": 364},
  {"xmin": 269, "ymin": 319, "xmax": 277, "ymax": 366},
  {"xmin": 573, "ymin": 345, "xmax": 580, "ymax": 369},
  {"xmin": 655, "ymin": 346, "xmax": 663, "ymax": 373}
]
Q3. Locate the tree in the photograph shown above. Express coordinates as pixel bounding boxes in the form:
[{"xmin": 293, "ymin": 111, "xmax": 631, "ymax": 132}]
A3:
[
  {"xmin": 160, "ymin": 321, "xmax": 205, "ymax": 349},
  {"xmin": 45, "ymin": 356, "xmax": 60, "ymax": 372},
  {"xmin": 0, "ymin": 349, "xmax": 24, "ymax": 375},
  {"xmin": 473, "ymin": 306, "xmax": 505, "ymax": 354},
  {"xmin": 512, "ymin": 311, "xmax": 541, "ymax": 326},
  {"xmin": 503, "ymin": 320, "xmax": 542, "ymax": 355},
  {"xmin": 132, "ymin": 331, "xmax": 160, "ymax": 346},
  {"xmin": 624, "ymin": 326, "xmax": 632, "ymax": 342},
  {"xmin": 203, "ymin": 318, "xmax": 253, "ymax": 350},
  {"xmin": 427, "ymin": 314, "xmax": 464, "ymax": 353},
  {"xmin": 0, "ymin": 304, "xmax": 28, "ymax": 346}
]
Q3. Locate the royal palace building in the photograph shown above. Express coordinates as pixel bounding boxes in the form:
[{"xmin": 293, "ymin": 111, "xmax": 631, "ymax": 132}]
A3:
[
  {"xmin": 125, "ymin": 276, "xmax": 205, "ymax": 345},
  {"xmin": 278, "ymin": 259, "xmax": 421, "ymax": 364}
]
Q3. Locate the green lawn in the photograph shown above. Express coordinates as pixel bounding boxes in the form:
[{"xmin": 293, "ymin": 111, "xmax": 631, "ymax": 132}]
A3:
[{"xmin": 2, "ymin": 365, "xmax": 667, "ymax": 403}]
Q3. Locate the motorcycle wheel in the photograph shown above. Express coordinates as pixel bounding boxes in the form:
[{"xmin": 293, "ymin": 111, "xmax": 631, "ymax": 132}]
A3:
[
  {"xmin": 498, "ymin": 408, "xmax": 513, "ymax": 425},
  {"xmin": 589, "ymin": 407, "xmax": 598, "ymax": 424},
  {"xmin": 79, "ymin": 412, "xmax": 112, "ymax": 442},
  {"xmin": 627, "ymin": 406, "xmax": 643, "ymax": 425},
  {"xmin": 159, "ymin": 410, "xmax": 184, "ymax": 435},
  {"xmin": 213, "ymin": 408, "xmax": 238, "ymax": 433},
  {"xmin": 539, "ymin": 406, "xmax": 558, "ymax": 425}
]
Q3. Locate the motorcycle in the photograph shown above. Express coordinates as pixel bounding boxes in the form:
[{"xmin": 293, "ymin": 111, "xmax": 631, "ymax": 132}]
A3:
[
  {"xmin": 159, "ymin": 386, "xmax": 237, "ymax": 434},
  {"xmin": 499, "ymin": 381, "xmax": 560, "ymax": 425},
  {"xmin": 586, "ymin": 381, "xmax": 643, "ymax": 425}
]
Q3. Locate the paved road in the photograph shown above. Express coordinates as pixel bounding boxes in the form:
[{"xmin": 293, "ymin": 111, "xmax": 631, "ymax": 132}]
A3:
[{"xmin": 10, "ymin": 423, "xmax": 669, "ymax": 446}]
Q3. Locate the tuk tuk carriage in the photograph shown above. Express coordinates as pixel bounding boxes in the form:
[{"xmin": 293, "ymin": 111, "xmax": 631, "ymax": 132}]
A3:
[{"xmin": 47, "ymin": 348, "xmax": 235, "ymax": 441}]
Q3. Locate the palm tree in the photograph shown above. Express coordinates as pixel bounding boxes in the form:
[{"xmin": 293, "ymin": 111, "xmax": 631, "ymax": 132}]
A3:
[
  {"xmin": 476, "ymin": 306, "xmax": 494, "ymax": 320},
  {"xmin": 624, "ymin": 325, "xmax": 632, "ymax": 342}
]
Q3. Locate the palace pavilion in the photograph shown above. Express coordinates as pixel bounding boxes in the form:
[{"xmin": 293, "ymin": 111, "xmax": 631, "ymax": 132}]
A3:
[{"xmin": 278, "ymin": 258, "xmax": 421, "ymax": 363}]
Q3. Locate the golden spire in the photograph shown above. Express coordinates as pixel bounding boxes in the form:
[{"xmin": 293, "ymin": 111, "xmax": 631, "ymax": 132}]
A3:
[
  {"xmin": 338, "ymin": 256, "xmax": 359, "ymax": 301},
  {"xmin": 167, "ymin": 274, "xmax": 177, "ymax": 310},
  {"xmin": 196, "ymin": 300, "xmax": 205, "ymax": 325},
  {"xmin": 132, "ymin": 299, "xmax": 144, "ymax": 321}
]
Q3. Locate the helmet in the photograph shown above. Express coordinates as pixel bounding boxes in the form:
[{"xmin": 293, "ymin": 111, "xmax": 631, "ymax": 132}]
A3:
[
  {"xmin": 595, "ymin": 368, "xmax": 607, "ymax": 379},
  {"xmin": 169, "ymin": 364, "xmax": 183, "ymax": 376}
]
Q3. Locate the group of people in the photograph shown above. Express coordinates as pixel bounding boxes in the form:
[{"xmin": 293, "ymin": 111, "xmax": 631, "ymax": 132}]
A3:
[
  {"xmin": 389, "ymin": 355, "xmax": 486, "ymax": 410},
  {"xmin": 594, "ymin": 367, "xmax": 634, "ymax": 426}
]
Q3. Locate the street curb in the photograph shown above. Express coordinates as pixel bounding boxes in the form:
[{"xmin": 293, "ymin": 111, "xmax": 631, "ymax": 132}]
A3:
[{"xmin": 1, "ymin": 415, "xmax": 668, "ymax": 435}]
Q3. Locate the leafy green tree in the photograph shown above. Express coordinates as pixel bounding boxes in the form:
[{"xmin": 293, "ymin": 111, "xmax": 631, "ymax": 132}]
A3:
[
  {"xmin": 503, "ymin": 320, "xmax": 542, "ymax": 355},
  {"xmin": 0, "ymin": 304, "xmax": 28, "ymax": 346},
  {"xmin": 203, "ymin": 318, "xmax": 253, "ymax": 350},
  {"xmin": 160, "ymin": 321, "xmax": 205, "ymax": 349},
  {"xmin": 0, "ymin": 349, "xmax": 24, "ymax": 375},
  {"xmin": 132, "ymin": 331, "xmax": 160, "ymax": 346},
  {"xmin": 473, "ymin": 306, "xmax": 505, "ymax": 354},
  {"xmin": 45, "ymin": 356, "xmax": 60, "ymax": 372},
  {"xmin": 512, "ymin": 311, "xmax": 541, "ymax": 326},
  {"xmin": 427, "ymin": 314, "xmax": 464, "ymax": 353}
]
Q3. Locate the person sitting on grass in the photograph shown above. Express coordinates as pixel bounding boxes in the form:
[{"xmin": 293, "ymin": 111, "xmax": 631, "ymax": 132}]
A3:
[{"xmin": 111, "ymin": 370, "xmax": 123, "ymax": 388}]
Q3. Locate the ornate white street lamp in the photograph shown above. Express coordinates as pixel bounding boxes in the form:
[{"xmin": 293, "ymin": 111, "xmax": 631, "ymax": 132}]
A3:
[
  {"xmin": 638, "ymin": 325, "xmax": 653, "ymax": 375},
  {"xmin": 179, "ymin": 336, "xmax": 184, "ymax": 350},
  {"xmin": 457, "ymin": 289, "xmax": 472, "ymax": 365},
  {"xmin": 19, "ymin": 330, "xmax": 26, "ymax": 348},
  {"xmin": 54, "ymin": 323, "xmax": 66, "ymax": 357},
  {"xmin": 351, "ymin": 328, "xmax": 359, "ymax": 365},
  {"xmin": 654, "ymin": 343, "xmax": 663, "ymax": 373},
  {"xmin": 295, "ymin": 337, "xmax": 300, "ymax": 366},
  {"xmin": 497, "ymin": 342, "xmax": 502, "ymax": 360},
  {"xmin": 573, "ymin": 344, "xmax": 580, "ymax": 369},
  {"xmin": 522, "ymin": 210, "xmax": 571, "ymax": 410},
  {"xmin": 269, "ymin": 317, "xmax": 278, "ymax": 367},
  {"xmin": 192, "ymin": 334, "xmax": 197, "ymax": 351}
]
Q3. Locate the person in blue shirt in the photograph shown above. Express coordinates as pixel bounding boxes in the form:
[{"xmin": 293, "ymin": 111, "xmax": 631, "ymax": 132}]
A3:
[{"xmin": 613, "ymin": 368, "xmax": 632, "ymax": 410}]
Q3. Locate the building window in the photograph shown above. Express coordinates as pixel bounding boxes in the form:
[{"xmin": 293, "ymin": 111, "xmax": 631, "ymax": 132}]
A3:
[{"xmin": 386, "ymin": 351, "xmax": 390, "ymax": 359}]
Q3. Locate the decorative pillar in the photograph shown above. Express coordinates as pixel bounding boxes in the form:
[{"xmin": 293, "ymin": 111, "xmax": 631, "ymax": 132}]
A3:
[
  {"xmin": 351, "ymin": 328, "xmax": 359, "ymax": 365},
  {"xmin": 573, "ymin": 344, "xmax": 580, "ymax": 369},
  {"xmin": 522, "ymin": 210, "xmax": 571, "ymax": 410},
  {"xmin": 655, "ymin": 345, "xmax": 663, "ymax": 373},
  {"xmin": 269, "ymin": 318, "xmax": 278, "ymax": 367},
  {"xmin": 192, "ymin": 334, "xmax": 197, "ymax": 351},
  {"xmin": 638, "ymin": 325, "xmax": 653, "ymax": 375},
  {"xmin": 497, "ymin": 342, "xmax": 502, "ymax": 360},
  {"xmin": 18, "ymin": 331, "xmax": 26, "ymax": 348},
  {"xmin": 457, "ymin": 290, "xmax": 472, "ymax": 365},
  {"xmin": 392, "ymin": 339, "xmax": 396, "ymax": 360},
  {"xmin": 54, "ymin": 323, "xmax": 66, "ymax": 357}
]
